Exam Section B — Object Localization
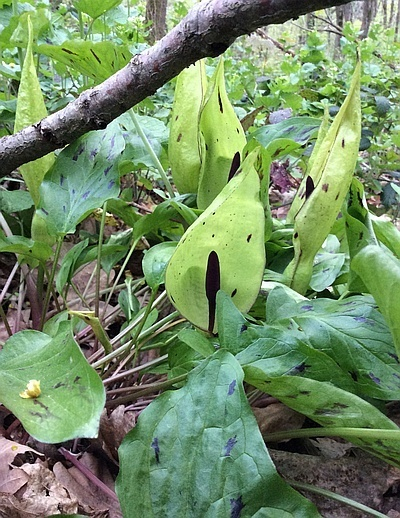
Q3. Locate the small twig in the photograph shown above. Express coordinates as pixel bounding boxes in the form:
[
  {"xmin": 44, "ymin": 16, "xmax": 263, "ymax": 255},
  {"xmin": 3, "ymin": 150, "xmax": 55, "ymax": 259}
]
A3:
[
  {"xmin": 290, "ymin": 20, "xmax": 317, "ymax": 35},
  {"xmin": 59, "ymin": 447, "xmax": 119, "ymax": 503},
  {"xmin": 103, "ymin": 353, "xmax": 168, "ymax": 385},
  {"xmin": 0, "ymin": 261, "xmax": 18, "ymax": 304},
  {"xmin": 106, "ymin": 373, "xmax": 187, "ymax": 408},
  {"xmin": 312, "ymin": 12, "xmax": 343, "ymax": 32},
  {"xmin": 288, "ymin": 480, "xmax": 388, "ymax": 518},
  {"xmin": 255, "ymin": 29, "xmax": 296, "ymax": 57},
  {"xmin": 0, "ymin": 303, "xmax": 12, "ymax": 337},
  {"xmin": 14, "ymin": 268, "xmax": 26, "ymax": 334}
]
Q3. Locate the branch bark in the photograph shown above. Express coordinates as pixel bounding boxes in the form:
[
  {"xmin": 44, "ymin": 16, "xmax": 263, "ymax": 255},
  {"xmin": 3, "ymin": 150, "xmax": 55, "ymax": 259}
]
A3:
[{"xmin": 0, "ymin": 0, "xmax": 358, "ymax": 178}]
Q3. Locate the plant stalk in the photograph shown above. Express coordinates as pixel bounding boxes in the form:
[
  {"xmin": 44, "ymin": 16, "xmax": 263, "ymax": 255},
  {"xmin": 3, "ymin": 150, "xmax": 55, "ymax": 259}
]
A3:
[{"xmin": 128, "ymin": 108, "xmax": 175, "ymax": 198}]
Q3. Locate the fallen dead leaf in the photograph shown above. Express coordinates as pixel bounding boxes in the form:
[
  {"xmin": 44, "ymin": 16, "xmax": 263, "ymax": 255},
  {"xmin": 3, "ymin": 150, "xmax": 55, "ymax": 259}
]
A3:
[
  {"xmin": 97, "ymin": 406, "xmax": 136, "ymax": 462},
  {"xmin": 53, "ymin": 452, "xmax": 121, "ymax": 518},
  {"xmin": 253, "ymin": 403, "xmax": 305, "ymax": 437},
  {"xmin": 0, "ymin": 461, "xmax": 78, "ymax": 517},
  {"xmin": 0, "ymin": 437, "xmax": 43, "ymax": 495}
]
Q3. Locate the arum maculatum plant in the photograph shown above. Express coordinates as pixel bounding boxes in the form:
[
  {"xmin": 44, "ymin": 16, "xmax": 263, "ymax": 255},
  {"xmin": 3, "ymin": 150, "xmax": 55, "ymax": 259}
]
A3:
[
  {"xmin": 165, "ymin": 54, "xmax": 362, "ymax": 330},
  {"xmin": 284, "ymin": 56, "xmax": 362, "ymax": 294},
  {"xmin": 169, "ymin": 56, "xmax": 246, "ymax": 209},
  {"xmin": 165, "ymin": 147, "xmax": 266, "ymax": 334}
]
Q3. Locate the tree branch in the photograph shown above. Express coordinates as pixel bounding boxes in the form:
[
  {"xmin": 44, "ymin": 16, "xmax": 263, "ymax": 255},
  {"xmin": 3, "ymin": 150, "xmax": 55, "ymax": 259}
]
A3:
[{"xmin": 0, "ymin": 0, "xmax": 358, "ymax": 178}]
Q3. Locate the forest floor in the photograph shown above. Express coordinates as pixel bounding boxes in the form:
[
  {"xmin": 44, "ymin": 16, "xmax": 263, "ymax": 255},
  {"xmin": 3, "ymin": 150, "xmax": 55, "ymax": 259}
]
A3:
[{"xmin": 1, "ymin": 182, "xmax": 400, "ymax": 517}]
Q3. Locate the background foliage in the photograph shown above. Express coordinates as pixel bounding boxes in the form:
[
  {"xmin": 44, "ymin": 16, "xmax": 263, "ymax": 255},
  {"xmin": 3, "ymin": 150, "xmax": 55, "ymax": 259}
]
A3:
[{"xmin": 1, "ymin": 1, "xmax": 400, "ymax": 517}]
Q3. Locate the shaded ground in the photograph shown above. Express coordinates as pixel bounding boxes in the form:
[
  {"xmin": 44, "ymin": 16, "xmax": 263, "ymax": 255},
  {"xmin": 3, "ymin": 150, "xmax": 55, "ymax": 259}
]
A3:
[{"xmin": 1, "ymin": 396, "xmax": 400, "ymax": 516}]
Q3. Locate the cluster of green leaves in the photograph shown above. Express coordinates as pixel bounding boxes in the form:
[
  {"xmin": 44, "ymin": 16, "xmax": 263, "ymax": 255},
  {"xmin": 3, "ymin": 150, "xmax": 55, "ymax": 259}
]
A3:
[
  {"xmin": 0, "ymin": 0, "xmax": 151, "ymax": 137},
  {"xmin": 224, "ymin": 23, "xmax": 400, "ymax": 214},
  {"xmin": 2, "ymin": 1, "xmax": 400, "ymax": 516}
]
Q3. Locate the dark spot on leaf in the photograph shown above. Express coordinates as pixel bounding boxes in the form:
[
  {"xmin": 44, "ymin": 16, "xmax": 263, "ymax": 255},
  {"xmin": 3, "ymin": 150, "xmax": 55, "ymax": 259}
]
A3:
[
  {"xmin": 82, "ymin": 191, "xmax": 90, "ymax": 200},
  {"xmin": 218, "ymin": 89, "xmax": 223, "ymax": 113},
  {"xmin": 393, "ymin": 373, "xmax": 400, "ymax": 380},
  {"xmin": 30, "ymin": 412, "xmax": 44, "ymax": 419},
  {"xmin": 359, "ymin": 232, "xmax": 364, "ymax": 241},
  {"xmin": 388, "ymin": 353, "xmax": 400, "ymax": 363},
  {"xmin": 230, "ymin": 495, "xmax": 244, "ymax": 518},
  {"xmin": 369, "ymin": 373, "xmax": 381, "ymax": 384},
  {"xmin": 53, "ymin": 382, "xmax": 65, "ymax": 389},
  {"xmin": 294, "ymin": 232, "xmax": 298, "ymax": 239},
  {"xmin": 342, "ymin": 138, "xmax": 345, "ymax": 148},
  {"xmin": 72, "ymin": 144, "xmax": 85, "ymax": 161},
  {"xmin": 349, "ymin": 371, "xmax": 358, "ymax": 381},
  {"xmin": 212, "ymin": 234, "xmax": 215, "ymax": 238},
  {"xmin": 104, "ymin": 165, "xmax": 112, "ymax": 176},
  {"xmin": 90, "ymin": 49, "xmax": 101, "ymax": 64},
  {"xmin": 151, "ymin": 437, "xmax": 160, "ymax": 463},
  {"xmin": 90, "ymin": 148, "xmax": 98, "ymax": 159},
  {"xmin": 228, "ymin": 152, "xmax": 241, "ymax": 181},
  {"xmin": 63, "ymin": 205, "xmax": 66, "ymax": 212},
  {"xmin": 224, "ymin": 435, "xmax": 238, "ymax": 456},
  {"xmin": 288, "ymin": 362, "xmax": 310, "ymax": 375},
  {"xmin": 299, "ymin": 390, "xmax": 311, "ymax": 395},
  {"xmin": 177, "ymin": 133, "xmax": 182, "ymax": 142},
  {"xmin": 305, "ymin": 176, "xmax": 315, "ymax": 199},
  {"xmin": 332, "ymin": 402, "xmax": 349, "ymax": 409},
  {"xmin": 62, "ymin": 47, "xmax": 78, "ymax": 55},
  {"xmin": 231, "ymin": 289, "xmax": 237, "ymax": 297},
  {"xmin": 301, "ymin": 304, "xmax": 313, "ymax": 311},
  {"xmin": 246, "ymin": 234, "xmax": 252, "ymax": 243},
  {"xmin": 60, "ymin": 175, "xmax": 64, "ymax": 186},
  {"xmin": 322, "ymin": 183, "xmax": 329, "ymax": 192},
  {"xmin": 354, "ymin": 316, "xmax": 366, "ymax": 323},
  {"xmin": 240, "ymin": 324, "xmax": 247, "ymax": 333},
  {"xmin": 202, "ymin": 222, "xmax": 206, "ymax": 225},
  {"xmin": 227, "ymin": 380, "xmax": 236, "ymax": 396},
  {"xmin": 205, "ymin": 143, "xmax": 208, "ymax": 151},
  {"xmin": 74, "ymin": 376, "xmax": 81, "ymax": 383},
  {"xmin": 205, "ymin": 251, "xmax": 220, "ymax": 334},
  {"xmin": 41, "ymin": 208, "xmax": 49, "ymax": 216},
  {"xmin": 108, "ymin": 180, "xmax": 115, "ymax": 189},
  {"xmin": 33, "ymin": 399, "xmax": 49, "ymax": 411},
  {"xmin": 335, "ymin": 193, "xmax": 340, "ymax": 200}
]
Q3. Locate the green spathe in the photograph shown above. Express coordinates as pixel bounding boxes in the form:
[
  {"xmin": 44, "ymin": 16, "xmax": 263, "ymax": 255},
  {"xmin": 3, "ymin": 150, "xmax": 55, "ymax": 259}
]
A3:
[
  {"xmin": 285, "ymin": 58, "xmax": 361, "ymax": 294},
  {"xmin": 165, "ymin": 149, "xmax": 265, "ymax": 333}
]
